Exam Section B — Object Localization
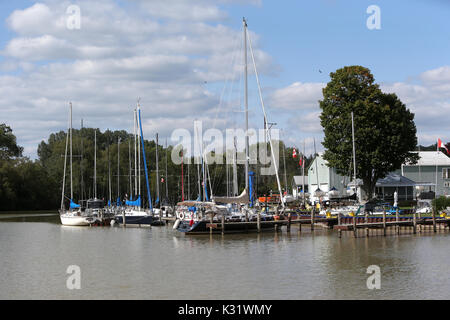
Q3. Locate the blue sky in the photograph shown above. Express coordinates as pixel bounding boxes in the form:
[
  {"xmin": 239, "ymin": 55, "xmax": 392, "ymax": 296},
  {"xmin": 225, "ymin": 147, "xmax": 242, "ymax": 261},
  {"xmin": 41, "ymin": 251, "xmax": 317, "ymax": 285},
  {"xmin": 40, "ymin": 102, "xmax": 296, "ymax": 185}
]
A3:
[{"xmin": 0, "ymin": 0, "xmax": 449, "ymax": 158}]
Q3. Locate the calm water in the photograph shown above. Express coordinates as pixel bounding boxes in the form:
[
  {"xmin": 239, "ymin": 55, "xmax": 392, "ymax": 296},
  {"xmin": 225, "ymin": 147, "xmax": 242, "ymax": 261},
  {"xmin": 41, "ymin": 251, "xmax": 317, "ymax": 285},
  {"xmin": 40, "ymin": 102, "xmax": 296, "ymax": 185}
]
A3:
[{"xmin": 1, "ymin": 212, "xmax": 449, "ymax": 300}]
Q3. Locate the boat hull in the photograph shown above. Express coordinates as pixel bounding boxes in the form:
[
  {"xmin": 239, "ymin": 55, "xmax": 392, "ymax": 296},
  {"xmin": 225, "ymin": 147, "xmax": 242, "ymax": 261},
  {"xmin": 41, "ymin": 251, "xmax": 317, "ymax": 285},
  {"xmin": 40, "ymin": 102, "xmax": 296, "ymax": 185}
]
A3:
[
  {"xmin": 60, "ymin": 215, "xmax": 93, "ymax": 226},
  {"xmin": 176, "ymin": 219, "xmax": 277, "ymax": 234},
  {"xmin": 115, "ymin": 215, "xmax": 154, "ymax": 226}
]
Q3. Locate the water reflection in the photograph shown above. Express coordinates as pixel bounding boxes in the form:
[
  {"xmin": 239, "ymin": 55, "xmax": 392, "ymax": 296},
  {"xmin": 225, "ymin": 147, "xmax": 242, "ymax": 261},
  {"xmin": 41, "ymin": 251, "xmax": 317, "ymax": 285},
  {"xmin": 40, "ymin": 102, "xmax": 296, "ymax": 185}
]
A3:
[{"xmin": 1, "ymin": 213, "xmax": 450, "ymax": 299}]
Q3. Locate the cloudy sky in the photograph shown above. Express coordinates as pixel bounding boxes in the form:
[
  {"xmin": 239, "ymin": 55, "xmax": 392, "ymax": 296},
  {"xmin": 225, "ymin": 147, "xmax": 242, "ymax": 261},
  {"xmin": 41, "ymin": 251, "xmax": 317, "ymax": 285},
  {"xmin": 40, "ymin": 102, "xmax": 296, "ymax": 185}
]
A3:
[{"xmin": 0, "ymin": 0, "xmax": 449, "ymax": 158}]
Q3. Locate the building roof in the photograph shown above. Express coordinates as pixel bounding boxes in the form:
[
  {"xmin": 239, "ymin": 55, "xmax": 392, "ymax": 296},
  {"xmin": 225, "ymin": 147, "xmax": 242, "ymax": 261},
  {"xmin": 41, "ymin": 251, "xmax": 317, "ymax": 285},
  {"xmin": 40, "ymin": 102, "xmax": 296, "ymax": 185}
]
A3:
[
  {"xmin": 293, "ymin": 176, "xmax": 308, "ymax": 186},
  {"xmin": 349, "ymin": 173, "xmax": 417, "ymax": 187},
  {"xmin": 404, "ymin": 151, "xmax": 450, "ymax": 166},
  {"xmin": 375, "ymin": 173, "xmax": 416, "ymax": 187}
]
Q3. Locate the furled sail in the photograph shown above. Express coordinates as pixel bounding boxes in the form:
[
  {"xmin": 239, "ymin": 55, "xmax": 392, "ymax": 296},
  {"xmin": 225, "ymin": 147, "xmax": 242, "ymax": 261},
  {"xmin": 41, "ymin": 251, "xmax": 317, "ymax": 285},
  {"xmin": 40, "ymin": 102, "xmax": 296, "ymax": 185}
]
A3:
[
  {"xmin": 70, "ymin": 199, "xmax": 80, "ymax": 209},
  {"xmin": 212, "ymin": 189, "xmax": 249, "ymax": 204},
  {"xmin": 126, "ymin": 195, "xmax": 141, "ymax": 206}
]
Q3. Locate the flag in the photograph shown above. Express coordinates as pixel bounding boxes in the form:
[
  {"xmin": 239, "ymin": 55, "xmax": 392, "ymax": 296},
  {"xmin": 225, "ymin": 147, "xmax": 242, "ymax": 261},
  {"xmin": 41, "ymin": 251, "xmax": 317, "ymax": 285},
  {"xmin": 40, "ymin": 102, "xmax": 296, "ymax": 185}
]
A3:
[
  {"xmin": 438, "ymin": 138, "xmax": 449, "ymax": 154},
  {"xmin": 161, "ymin": 177, "xmax": 164, "ymax": 183},
  {"xmin": 292, "ymin": 148, "xmax": 297, "ymax": 158},
  {"xmin": 299, "ymin": 157, "xmax": 304, "ymax": 168}
]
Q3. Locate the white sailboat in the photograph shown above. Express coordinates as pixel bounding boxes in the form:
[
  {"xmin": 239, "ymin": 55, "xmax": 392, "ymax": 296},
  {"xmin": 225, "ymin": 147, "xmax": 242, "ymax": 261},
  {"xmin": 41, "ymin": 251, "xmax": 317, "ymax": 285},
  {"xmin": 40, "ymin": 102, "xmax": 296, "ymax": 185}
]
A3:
[{"xmin": 60, "ymin": 103, "xmax": 93, "ymax": 226}]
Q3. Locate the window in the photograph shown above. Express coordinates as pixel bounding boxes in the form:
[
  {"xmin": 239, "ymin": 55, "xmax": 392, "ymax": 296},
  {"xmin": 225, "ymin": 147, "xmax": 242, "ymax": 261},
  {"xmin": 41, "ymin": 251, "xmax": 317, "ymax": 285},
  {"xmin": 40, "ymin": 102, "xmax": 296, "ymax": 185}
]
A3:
[
  {"xmin": 445, "ymin": 182, "xmax": 450, "ymax": 188},
  {"xmin": 443, "ymin": 168, "xmax": 450, "ymax": 179}
]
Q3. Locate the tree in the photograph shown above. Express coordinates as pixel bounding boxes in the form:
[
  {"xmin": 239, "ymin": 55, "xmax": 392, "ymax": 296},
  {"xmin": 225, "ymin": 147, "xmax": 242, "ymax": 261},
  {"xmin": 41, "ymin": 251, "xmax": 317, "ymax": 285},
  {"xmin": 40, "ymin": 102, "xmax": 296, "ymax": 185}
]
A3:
[
  {"xmin": 319, "ymin": 66, "xmax": 419, "ymax": 200},
  {"xmin": 0, "ymin": 124, "xmax": 23, "ymax": 160}
]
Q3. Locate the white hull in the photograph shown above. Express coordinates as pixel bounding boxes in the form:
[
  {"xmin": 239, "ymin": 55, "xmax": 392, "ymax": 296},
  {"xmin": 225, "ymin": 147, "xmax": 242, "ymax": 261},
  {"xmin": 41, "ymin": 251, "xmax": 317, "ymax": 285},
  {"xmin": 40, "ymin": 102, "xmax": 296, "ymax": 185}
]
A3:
[{"xmin": 60, "ymin": 215, "xmax": 92, "ymax": 226}]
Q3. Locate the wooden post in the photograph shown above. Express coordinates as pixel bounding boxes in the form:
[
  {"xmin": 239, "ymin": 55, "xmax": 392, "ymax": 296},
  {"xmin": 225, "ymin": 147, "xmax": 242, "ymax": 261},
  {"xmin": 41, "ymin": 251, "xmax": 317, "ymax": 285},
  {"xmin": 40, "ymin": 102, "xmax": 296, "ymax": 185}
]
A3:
[
  {"xmin": 353, "ymin": 214, "xmax": 357, "ymax": 238},
  {"xmin": 418, "ymin": 208, "xmax": 422, "ymax": 232},
  {"xmin": 257, "ymin": 210, "xmax": 261, "ymax": 233},
  {"xmin": 210, "ymin": 213, "xmax": 213, "ymax": 235},
  {"xmin": 432, "ymin": 207, "xmax": 437, "ymax": 233},
  {"xmin": 413, "ymin": 211, "xmax": 417, "ymax": 234},
  {"xmin": 287, "ymin": 212, "xmax": 291, "ymax": 233},
  {"xmin": 396, "ymin": 207, "xmax": 400, "ymax": 235},
  {"xmin": 383, "ymin": 209, "xmax": 386, "ymax": 236},
  {"xmin": 311, "ymin": 208, "xmax": 315, "ymax": 231},
  {"xmin": 365, "ymin": 210, "xmax": 369, "ymax": 237},
  {"xmin": 122, "ymin": 211, "xmax": 126, "ymax": 227},
  {"xmin": 298, "ymin": 221, "xmax": 302, "ymax": 234},
  {"xmin": 221, "ymin": 213, "xmax": 225, "ymax": 235},
  {"xmin": 337, "ymin": 212, "xmax": 341, "ymax": 226}
]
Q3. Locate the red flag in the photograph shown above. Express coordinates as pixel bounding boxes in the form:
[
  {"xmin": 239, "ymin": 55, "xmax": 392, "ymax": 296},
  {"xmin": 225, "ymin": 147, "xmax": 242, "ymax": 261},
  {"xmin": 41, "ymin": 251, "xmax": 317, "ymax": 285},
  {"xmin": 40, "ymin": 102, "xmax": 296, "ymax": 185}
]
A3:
[
  {"xmin": 292, "ymin": 148, "xmax": 297, "ymax": 158},
  {"xmin": 299, "ymin": 157, "xmax": 303, "ymax": 167},
  {"xmin": 438, "ymin": 138, "xmax": 448, "ymax": 154},
  {"xmin": 161, "ymin": 177, "xmax": 164, "ymax": 183}
]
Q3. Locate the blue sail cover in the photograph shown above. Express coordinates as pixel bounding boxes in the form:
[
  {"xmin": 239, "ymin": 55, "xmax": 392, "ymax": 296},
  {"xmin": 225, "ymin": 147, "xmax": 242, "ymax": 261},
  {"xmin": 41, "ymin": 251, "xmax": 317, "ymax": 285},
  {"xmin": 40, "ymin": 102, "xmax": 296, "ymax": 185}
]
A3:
[
  {"xmin": 155, "ymin": 197, "xmax": 159, "ymax": 205},
  {"xmin": 70, "ymin": 199, "xmax": 80, "ymax": 209},
  {"xmin": 108, "ymin": 200, "xmax": 111, "ymax": 207},
  {"xmin": 116, "ymin": 197, "xmax": 121, "ymax": 206},
  {"xmin": 126, "ymin": 195, "xmax": 141, "ymax": 206},
  {"xmin": 249, "ymin": 171, "xmax": 255, "ymax": 207}
]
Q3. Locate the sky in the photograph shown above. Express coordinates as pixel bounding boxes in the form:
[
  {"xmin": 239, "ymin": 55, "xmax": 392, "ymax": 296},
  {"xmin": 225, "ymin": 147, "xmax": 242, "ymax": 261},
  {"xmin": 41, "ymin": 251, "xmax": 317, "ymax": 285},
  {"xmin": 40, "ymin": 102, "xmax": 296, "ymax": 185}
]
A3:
[{"xmin": 0, "ymin": 0, "xmax": 449, "ymax": 158}]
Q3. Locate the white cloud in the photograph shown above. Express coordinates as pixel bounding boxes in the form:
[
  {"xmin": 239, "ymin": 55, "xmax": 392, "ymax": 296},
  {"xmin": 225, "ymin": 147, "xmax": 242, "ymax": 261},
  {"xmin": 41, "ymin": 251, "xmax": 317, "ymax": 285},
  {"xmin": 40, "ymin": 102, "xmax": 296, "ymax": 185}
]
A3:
[
  {"xmin": 269, "ymin": 82, "xmax": 325, "ymax": 110},
  {"xmin": 0, "ymin": 0, "xmax": 273, "ymax": 158}
]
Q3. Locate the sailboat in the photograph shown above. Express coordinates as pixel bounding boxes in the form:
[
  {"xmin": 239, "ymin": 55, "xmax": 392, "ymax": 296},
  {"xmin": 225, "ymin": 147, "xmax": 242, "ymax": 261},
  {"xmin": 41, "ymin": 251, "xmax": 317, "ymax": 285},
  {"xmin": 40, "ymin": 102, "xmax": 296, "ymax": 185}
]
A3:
[
  {"xmin": 175, "ymin": 18, "xmax": 285, "ymax": 234},
  {"xmin": 60, "ymin": 103, "xmax": 94, "ymax": 226},
  {"xmin": 114, "ymin": 102, "xmax": 154, "ymax": 226}
]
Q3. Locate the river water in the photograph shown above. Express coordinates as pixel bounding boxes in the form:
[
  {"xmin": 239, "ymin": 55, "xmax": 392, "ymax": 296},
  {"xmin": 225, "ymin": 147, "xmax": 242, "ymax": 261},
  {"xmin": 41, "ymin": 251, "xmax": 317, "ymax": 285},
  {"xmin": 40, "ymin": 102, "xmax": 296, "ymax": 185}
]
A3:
[{"xmin": 0, "ymin": 212, "xmax": 449, "ymax": 300}]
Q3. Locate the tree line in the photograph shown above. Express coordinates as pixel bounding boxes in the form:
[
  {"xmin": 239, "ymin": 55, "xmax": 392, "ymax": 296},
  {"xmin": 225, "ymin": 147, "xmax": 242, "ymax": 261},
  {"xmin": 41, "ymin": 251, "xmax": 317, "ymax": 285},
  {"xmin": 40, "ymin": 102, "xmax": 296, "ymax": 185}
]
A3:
[{"xmin": 0, "ymin": 124, "xmax": 314, "ymax": 211}]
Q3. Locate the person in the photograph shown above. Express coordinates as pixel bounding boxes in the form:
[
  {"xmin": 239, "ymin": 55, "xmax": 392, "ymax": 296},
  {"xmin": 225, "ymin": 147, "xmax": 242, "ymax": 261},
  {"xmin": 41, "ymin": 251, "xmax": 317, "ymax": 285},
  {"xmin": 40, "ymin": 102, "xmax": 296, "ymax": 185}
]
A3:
[{"xmin": 393, "ymin": 191, "xmax": 398, "ymax": 208}]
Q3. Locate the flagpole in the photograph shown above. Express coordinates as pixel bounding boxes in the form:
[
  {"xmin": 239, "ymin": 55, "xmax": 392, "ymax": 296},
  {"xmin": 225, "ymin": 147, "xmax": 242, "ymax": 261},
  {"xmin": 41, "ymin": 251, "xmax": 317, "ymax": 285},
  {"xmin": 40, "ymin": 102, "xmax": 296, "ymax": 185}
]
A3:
[{"xmin": 436, "ymin": 140, "xmax": 438, "ymax": 198}]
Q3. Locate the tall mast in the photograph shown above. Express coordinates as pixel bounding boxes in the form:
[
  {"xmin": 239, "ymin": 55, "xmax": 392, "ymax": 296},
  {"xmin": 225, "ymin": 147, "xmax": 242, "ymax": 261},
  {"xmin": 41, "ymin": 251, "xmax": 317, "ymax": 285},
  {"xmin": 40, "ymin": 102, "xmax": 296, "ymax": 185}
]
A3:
[
  {"xmin": 108, "ymin": 132, "xmax": 111, "ymax": 205},
  {"xmin": 70, "ymin": 102, "xmax": 73, "ymax": 200},
  {"xmin": 302, "ymin": 139, "xmax": 306, "ymax": 205},
  {"xmin": 117, "ymin": 137, "xmax": 120, "ymax": 201},
  {"xmin": 156, "ymin": 133, "xmax": 160, "ymax": 207},
  {"xmin": 61, "ymin": 105, "xmax": 70, "ymax": 210},
  {"xmin": 165, "ymin": 138, "xmax": 169, "ymax": 202},
  {"xmin": 138, "ymin": 106, "xmax": 141, "ymax": 204},
  {"xmin": 243, "ymin": 17, "xmax": 249, "ymax": 198},
  {"xmin": 181, "ymin": 148, "xmax": 184, "ymax": 201},
  {"xmin": 80, "ymin": 119, "xmax": 84, "ymax": 201},
  {"xmin": 129, "ymin": 138, "xmax": 132, "ymax": 199},
  {"xmin": 134, "ymin": 109, "xmax": 138, "ymax": 199},
  {"xmin": 233, "ymin": 136, "xmax": 238, "ymax": 196},
  {"xmin": 351, "ymin": 112, "xmax": 357, "ymax": 201},
  {"xmin": 94, "ymin": 129, "xmax": 97, "ymax": 199}
]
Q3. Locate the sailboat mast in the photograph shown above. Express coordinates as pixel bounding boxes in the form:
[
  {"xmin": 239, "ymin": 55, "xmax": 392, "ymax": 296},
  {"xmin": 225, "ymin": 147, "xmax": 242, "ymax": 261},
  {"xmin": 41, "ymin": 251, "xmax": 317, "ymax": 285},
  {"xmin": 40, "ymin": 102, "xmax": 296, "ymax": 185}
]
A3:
[
  {"xmin": 165, "ymin": 138, "xmax": 169, "ymax": 202},
  {"xmin": 129, "ymin": 138, "xmax": 132, "ymax": 199},
  {"xmin": 134, "ymin": 109, "xmax": 138, "ymax": 199},
  {"xmin": 243, "ymin": 17, "xmax": 249, "ymax": 197},
  {"xmin": 233, "ymin": 136, "xmax": 238, "ymax": 196},
  {"xmin": 117, "ymin": 137, "xmax": 120, "ymax": 201},
  {"xmin": 94, "ymin": 129, "xmax": 97, "ymax": 199},
  {"xmin": 61, "ymin": 106, "xmax": 70, "ymax": 210},
  {"xmin": 70, "ymin": 102, "xmax": 73, "ymax": 200},
  {"xmin": 302, "ymin": 139, "xmax": 306, "ymax": 205},
  {"xmin": 80, "ymin": 119, "xmax": 84, "ymax": 201},
  {"xmin": 156, "ymin": 133, "xmax": 160, "ymax": 207},
  {"xmin": 108, "ymin": 133, "xmax": 111, "ymax": 205},
  {"xmin": 351, "ymin": 112, "xmax": 357, "ymax": 200}
]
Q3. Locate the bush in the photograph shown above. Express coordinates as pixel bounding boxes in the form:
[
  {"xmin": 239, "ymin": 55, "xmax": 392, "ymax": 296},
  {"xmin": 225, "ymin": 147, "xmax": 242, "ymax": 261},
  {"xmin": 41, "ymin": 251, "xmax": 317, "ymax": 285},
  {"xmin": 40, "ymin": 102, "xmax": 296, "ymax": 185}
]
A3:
[{"xmin": 431, "ymin": 196, "xmax": 450, "ymax": 211}]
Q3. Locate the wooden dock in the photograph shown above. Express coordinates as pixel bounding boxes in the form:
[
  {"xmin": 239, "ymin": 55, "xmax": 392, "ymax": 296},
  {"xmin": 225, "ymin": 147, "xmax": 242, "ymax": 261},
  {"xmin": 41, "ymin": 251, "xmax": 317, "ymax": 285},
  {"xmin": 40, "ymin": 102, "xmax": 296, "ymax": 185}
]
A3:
[
  {"xmin": 161, "ymin": 210, "xmax": 450, "ymax": 237},
  {"xmin": 334, "ymin": 210, "xmax": 450, "ymax": 237}
]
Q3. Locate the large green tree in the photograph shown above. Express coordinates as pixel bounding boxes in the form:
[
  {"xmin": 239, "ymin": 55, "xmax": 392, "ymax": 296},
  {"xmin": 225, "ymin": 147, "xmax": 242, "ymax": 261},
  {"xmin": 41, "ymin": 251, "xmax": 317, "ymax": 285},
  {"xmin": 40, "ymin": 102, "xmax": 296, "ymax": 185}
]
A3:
[
  {"xmin": 0, "ymin": 124, "xmax": 23, "ymax": 160},
  {"xmin": 319, "ymin": 66, "xmax": 419, "ymax": 200}
]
